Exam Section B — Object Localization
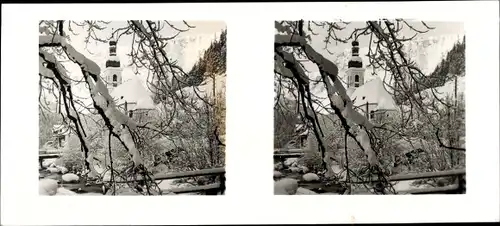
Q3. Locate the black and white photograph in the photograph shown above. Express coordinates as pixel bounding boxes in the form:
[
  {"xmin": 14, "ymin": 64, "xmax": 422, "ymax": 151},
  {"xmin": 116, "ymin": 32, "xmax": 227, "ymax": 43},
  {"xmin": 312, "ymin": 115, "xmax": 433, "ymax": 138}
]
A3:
[
  {"xmin": 38, "ymin": 20, "xmax": 227, "ymax": 196},
  {"xmin": 274, "ymin": 20, "xmax": 466, "ymax": 195}
]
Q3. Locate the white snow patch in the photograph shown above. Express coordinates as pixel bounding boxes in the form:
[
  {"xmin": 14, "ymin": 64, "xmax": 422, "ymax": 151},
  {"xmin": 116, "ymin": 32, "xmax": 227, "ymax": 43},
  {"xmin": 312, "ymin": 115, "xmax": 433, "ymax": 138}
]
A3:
[
  {"xmin": 110, "ymin": 77, "xmax": 156, "ymax": 111},
  {"xmin": 62, "ymin": 173, "xmax": 79, "ymax": 183},
  {"xmin": 39, "ymin": 179, "xmax": 59, "ymax": 196},
  {"xmin": 274, "ymin": 178, "xmax": 299, "ymax": 195},
  {"xmin": 55, "ymin": 187, "xmax": 77, "ymax": 196},
  {"xmin": 350, "ymin": 77, "xmax": 397, "ymax": 111},
  {"xmin": 302, "ymin": 173, "xmax": 320, "ymax": 182},
  {"xmin": 420, "ymin": 75, "xmax": 465, "ymax": 106},
  {"xmin": 296, "ymin": 187, "xmax": 317, "ymax": 195},
  {"xmin": 39, "ymin": 35, "xmax": 101, "ymax": 75},
  {"xmin": 284, "ymin": 158, "xmax": 298, "ymax": 167}
]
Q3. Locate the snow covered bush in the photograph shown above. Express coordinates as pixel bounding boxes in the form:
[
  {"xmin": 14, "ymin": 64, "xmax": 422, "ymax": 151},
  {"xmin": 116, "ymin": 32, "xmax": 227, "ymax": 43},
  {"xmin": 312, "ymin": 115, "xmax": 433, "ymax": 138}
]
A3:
[
  {"xmin": 55, "ymin": 135, "xmax": 85, "ymax": 173},
  {"xmin": 297, "ymin": 149, "xmax": 323, "ymax": 173},
  {"xmin": 39, "ymin": 109, "xmax": 62, "ymax": 149}
]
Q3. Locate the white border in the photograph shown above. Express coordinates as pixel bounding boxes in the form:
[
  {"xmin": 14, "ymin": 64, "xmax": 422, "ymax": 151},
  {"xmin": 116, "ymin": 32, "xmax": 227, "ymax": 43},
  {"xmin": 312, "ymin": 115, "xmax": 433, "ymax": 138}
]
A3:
[{"xmin": 1, "ymin": 2, "xmax": 499, "ymax": 225}]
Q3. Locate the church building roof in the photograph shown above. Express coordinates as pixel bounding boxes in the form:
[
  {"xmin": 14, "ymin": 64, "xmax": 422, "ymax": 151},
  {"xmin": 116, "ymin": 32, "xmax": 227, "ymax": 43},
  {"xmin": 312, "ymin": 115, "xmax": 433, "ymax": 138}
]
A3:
[
  {"xmin": 110, "ymin": 77, "xmax": 156, "ymax": 111},
  {"xmin": 350, "ymin": 77, "xmax": 397, "ymax": 111}
]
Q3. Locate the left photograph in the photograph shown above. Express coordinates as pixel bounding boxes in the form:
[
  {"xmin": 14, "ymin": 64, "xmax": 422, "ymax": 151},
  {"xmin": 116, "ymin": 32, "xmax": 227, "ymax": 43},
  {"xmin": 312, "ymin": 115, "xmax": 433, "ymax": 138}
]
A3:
[{"xmin": 39, "ymin": 20, "xmax": 227, "ymax": 196}]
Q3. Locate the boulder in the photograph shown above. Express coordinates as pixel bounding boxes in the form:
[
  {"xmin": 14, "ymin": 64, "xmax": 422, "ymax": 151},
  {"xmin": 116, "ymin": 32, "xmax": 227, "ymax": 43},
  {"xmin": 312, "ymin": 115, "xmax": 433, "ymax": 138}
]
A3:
[
  {"xmin": 57, "ymin": 166, "xmax": 69, "ymax": 174},
  {"xmin": 303, "ymin": 173, "xmax": 320, "ymax": 182},
  {"xmin": 289, "ymin": 167, "xmax": 302, "ymax": 173},
  {"xmin": 41, "ymin": 159, "xmax": 55, "ymax": 168},
  {"xmin": 296, "ymin": 187, "xmax": 317, "ymax": 195},
  {"xmin": 300, "ymin": 166, "xmax": 309, "ymax": 173},
  {"xmin": 284, "ymin": 158, "xmax": 298, "ymax": 167},
  {"xmin": 274, "ymin": 178, "xmax": 299, "ymax": 195},
  {"xmin": 274, "ymin": 162, "xmax": 284, "ymax": 170},
  {"xmin": 273, "ymin": 171, "xmax": 283, "ymax": 178},
  {"xmin": 39, "ymin": 179, "xmax": 59, "ymax": 195},
  {"xmin": 62, "ymin": 173, "xmax": 79, "ymax": 183},
  {"xmin": 46, "ymin": 167, "xmax": 60, "ymax": 174},
  {"xmin": 55, "ymin": 187, "xmax": 76, "ymax": 195}
]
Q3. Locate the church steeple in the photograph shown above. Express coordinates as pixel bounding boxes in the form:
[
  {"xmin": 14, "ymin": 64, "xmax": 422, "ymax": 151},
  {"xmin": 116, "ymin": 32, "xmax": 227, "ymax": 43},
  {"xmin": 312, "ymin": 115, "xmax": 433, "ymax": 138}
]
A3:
[
  {"xmin": 348, "ymin": 40, "xmax": 362, "ymax": 68},
  {"xmin": 347, "ymin": 40, "xmax": 365, "ymax": 88},
  {"xmin": 102, "ymin": 30, "xmax": 123, "ymax": 91},
  {"xmin": 105, "ymin": 35, "xmax": 120, "ymax": 68}
]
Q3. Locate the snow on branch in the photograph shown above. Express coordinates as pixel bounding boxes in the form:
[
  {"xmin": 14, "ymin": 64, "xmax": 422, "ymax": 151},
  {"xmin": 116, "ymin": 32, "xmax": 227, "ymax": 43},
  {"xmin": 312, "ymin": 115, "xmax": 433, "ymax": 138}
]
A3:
[
  {"xmin": 39, "ymin": 55, "xmax": 55, "ymax": 78},
  {"xmin": 39, "ymin": 35, "xmax": 101, "ymax": 76},
  {"xmin": 39, "ymin": 35, "xmax": 143, "ymax": 167},
  {"xmin": 275, "ymin": 21, "xmax": 294, "ymax": 34},
  {"xmin": 275, "ymin": 34, "xmax": 374, "ymax": 130},
  {"xmin": 275, "ymin": 31, "xmax": 380, "ymax": 167}
]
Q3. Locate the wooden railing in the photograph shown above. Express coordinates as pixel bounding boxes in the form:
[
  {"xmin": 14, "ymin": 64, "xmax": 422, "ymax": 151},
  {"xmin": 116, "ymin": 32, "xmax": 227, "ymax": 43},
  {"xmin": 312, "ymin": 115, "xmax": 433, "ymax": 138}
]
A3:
[{"xmin": 274, "ymin": 150, "xmax": 305, "ymax": 165}]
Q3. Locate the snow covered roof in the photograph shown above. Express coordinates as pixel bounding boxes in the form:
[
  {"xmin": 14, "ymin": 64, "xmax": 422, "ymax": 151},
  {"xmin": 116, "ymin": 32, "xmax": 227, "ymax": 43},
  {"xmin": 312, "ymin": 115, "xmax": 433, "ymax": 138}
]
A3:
[
  {"xmin": 350, "ymin": 77, "xmax": 397, "ymax": 111},
  {"xmin": 420, "ymin": 75, "xmax": 465, "ymax": 101},
  {"xmin": 176, "ymin": 73, "xmax": 226, "ymax": 107},
  {"xmin": 110, "ymin": 77, "xmax": 156, "ymax": 111}
]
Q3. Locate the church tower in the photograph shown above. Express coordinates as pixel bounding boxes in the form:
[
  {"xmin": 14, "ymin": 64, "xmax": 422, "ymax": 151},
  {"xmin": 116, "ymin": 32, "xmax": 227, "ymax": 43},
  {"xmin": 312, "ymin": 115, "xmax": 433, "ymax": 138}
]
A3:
[
  {"xmin": 102, "ymin": 36, "xmax": 122, "ymax": 92},
  {"xmin": 346, "ymin": 40, "xmax": 365, "ymax": 88}
]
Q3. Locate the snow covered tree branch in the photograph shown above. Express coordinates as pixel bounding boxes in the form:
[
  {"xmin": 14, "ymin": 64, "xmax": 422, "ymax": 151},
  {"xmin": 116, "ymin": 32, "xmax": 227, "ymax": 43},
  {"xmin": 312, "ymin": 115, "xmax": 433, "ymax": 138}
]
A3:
[
  {"xmin": 275, "ymin": 22, "xmax": 378, "ymax": 168},
  {"xmin": 39, "ymin": 22, "xmax": 145, "ymax": 177}
]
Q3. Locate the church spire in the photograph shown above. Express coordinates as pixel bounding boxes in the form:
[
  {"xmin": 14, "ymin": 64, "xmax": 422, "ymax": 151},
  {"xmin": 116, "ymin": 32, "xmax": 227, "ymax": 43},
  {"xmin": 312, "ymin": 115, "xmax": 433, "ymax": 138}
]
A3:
[
  {"xmin": 348, "ymin": 40, "xmax": 363, "ymax": 68},
  {"xmin": 103, "ymin": 28, "xmax": 123, "ymax": 91},
  {"xmin": 106, "ymin": 29, "xmax": 120, "ymax": 68}
]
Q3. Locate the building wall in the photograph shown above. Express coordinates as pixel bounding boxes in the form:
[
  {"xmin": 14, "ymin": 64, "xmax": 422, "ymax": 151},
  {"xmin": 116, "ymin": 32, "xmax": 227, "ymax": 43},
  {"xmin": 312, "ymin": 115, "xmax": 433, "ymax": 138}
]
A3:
[{"xmin": 102, "ymin": 67, "xmax": 123, "ymax": 90}]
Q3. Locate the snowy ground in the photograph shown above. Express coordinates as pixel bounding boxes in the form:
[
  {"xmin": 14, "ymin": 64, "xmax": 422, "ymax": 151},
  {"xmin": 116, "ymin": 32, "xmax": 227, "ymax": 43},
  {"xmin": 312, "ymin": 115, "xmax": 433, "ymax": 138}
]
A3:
[
  {"xmin": 275, "ymin": 157, "xmax": 431, "ymax": 195},
  {"xmin": 40, "ymin": 161, "xmax": 203, "ymax": 196},
  {"xmin": 391, "ymin": 180, "xmax": 431, "ymax": 193}
]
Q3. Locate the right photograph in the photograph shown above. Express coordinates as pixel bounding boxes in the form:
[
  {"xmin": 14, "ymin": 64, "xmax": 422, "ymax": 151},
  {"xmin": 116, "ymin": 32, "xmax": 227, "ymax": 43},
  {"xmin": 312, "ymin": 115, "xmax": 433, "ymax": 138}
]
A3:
[{"xmin": 274, "ymin": 20, "xmax": 466, "ymax": 195}]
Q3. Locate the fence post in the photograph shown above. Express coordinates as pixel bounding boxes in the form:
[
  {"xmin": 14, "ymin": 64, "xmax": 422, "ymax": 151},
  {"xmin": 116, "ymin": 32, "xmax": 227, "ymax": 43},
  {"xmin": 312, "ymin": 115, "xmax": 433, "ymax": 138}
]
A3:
[
  {"xmin": 457, "ymin": 173, "xmax": 466, "ymax": 194},
  {"xmin": 39, "ymin": 157, "xmax": 44, "ymax": 169},
  {"xmin": 219, "ymin": 173, "xmax": 226, "ymax": 195}
]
